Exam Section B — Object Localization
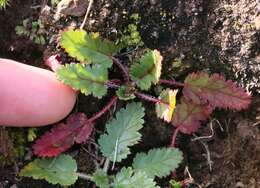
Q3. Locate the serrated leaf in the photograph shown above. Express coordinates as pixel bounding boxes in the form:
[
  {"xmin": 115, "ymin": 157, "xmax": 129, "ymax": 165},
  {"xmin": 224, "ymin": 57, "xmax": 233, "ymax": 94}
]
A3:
[
  {"xmin": 156, "ymin": 89, "xmax": 178, "ymax": 122},
  {"xmin": 20, "ymin": 154, "xmax": 78, "ymax": 186},
  {"xmin": 33, "ymin": 113, "xmax": 93, "ymax": 157},
  {"xmin": 60, "ymin": 29, "xmax": 119, "ymax": 68},
  {"xmin": 98, "ymin": 103, "xmax": 145, "ymax": 162},
  {"xmin": 132, "ymin": 147, "xmax": 183, "ymax": 178},
  {"xmin": 172, "ymin": 98, "xmax": 213, "ymax": 134},
  {"xmin": 92, "ymin": 169, "xmax": 110, "ymax": 188},
  {"xmin": 183, "ymin": 72, "xmax": 251, "ymax": 110},
  {"xmin": 116, "ymin": 86, "xmax": 136, "ymax": 101},
  {"xmin": 56, "ymin": 63, "xmax": 108, "ymax": 98},
  {"xmin": 130, "ymin": 50, "xmax": 162, "ymax": 90},
  {"xmin": 113, "ymin": 167, "xmax": 158, "ymax": 188}
]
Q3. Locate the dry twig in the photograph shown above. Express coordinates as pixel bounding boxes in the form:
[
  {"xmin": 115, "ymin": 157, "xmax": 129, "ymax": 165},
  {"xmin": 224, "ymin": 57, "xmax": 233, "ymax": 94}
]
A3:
[{"xmin": 80, "ymin": 0, "xmax": 93, "ymax": 29}]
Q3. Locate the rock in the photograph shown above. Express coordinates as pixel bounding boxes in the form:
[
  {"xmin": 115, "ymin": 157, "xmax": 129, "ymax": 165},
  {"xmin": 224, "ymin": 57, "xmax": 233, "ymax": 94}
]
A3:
[
  {"xmin": 235, "ymin": 181, "xmax": 245, "ymax": 187},
  {"xmin": 255, "ymin": 15, "xmax": 260, "ymax": 30},
  {"xmin": 54, "ymin": 0, "xmax": 88, "ymax": 20}
]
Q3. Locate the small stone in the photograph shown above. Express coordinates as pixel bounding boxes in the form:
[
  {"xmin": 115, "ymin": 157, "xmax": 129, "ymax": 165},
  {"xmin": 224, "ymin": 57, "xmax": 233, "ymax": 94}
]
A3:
[
  {"xmin": 255, "ymin": 15, "xmax": 260, "ymax": 30},
  {"xmin": 235, "ymin": 181, "xmax": 245, "ymax": 188},
  {"xmin": 150, "ymin": 0, "xmax": 157, "ymax": 5},
  {"xmin": 54, "ymin": 0, "xmax": 88, "ymax": 20}
]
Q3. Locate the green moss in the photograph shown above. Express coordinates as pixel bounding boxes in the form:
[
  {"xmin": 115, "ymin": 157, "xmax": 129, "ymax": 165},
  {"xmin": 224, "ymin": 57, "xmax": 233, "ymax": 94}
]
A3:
[
  {"xmin": 170, "ymin": 57, "xmax": 191, "ymax": 77},
  {"xmin": 51, "ymin": 0, "xmax": 61, "ymax": 6},
  {"xmin": 15, "ymin": 18, "xmax": 46, "ymax": 45},
  {"xmin": 27, "ymin": 128, "xmax": 38, "ymax": 142},
  {"xmin": 0, "ymin": 128, "xmax": 26, "ymax": 167},
  {"xmin": 10, "ymin": 129, "xmax": 26, "ymax": 158},
  {"xmin": 119, "ymin": 13, "xmax": 144, "ymax": 47},
  {"xmin": 0, "ymin": 155, "xmax": 14, "ymax": 167},
  {"xmin": 0, "ymin": 0, "xmax": 9, "ymax": 9}
]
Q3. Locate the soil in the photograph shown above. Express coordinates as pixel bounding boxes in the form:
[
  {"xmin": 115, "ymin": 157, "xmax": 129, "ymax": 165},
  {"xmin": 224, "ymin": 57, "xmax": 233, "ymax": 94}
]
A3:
[{"xmin": 0, "ymin": 0, "xmax": 259, "ymax": 188}]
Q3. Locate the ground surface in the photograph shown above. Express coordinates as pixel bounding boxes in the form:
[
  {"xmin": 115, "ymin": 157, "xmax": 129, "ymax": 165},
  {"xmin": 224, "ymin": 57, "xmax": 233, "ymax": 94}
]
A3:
[{"xmin": 0, "ymin": 0, "xmax": 259, "ymax": 188}]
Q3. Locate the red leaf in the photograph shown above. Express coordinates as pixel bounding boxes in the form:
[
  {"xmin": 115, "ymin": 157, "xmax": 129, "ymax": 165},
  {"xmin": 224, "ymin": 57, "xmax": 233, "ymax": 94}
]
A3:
[
  {"xmin": 172, "ymin": 98, "xmax": 213, "ymax": 134},
  {"xmin": 183, "ymin": 72, "xmax": 251, "ymax": 110},
  {"xmin": 33, "ymin": 113, "xmax": 93, "ymax": 157}
]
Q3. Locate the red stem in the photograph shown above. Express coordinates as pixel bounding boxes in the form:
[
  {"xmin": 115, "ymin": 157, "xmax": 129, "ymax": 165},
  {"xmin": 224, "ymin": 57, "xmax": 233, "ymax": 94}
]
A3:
[
  {"xmin": 112, "ymin": 57, "xmax": 130, "ymax": 82},
  {"xmin": 180, "ymin": 178, "xmax": 193, "ymax": 187},
  {"xmin": 45, "ymin": 54, "xmax": 62, "ymax": 71},
  {"xmin": 171, "ymin": 127, "xmax": 181, "ymax": 147},
  {"xmin": 135, "ymin": 91, "xmax": 169, "ymax": 105},
  {"xmin": 159, "ymin": 79, "xmax": 185, "ymax": 87},
  {"xmin": 106, "ymin": 80, "xmax": 120, "ymax": 89},
  {"xmin": 88, "ymin": 96, "xmax": 118, "ymax": 122}
]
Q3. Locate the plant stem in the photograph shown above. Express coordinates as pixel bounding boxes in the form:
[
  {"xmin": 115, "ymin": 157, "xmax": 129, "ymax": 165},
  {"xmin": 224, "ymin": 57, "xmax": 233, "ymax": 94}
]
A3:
[
  {"xmin": 44, "ymin": 54, "xmax": 62, "ymax": 71},
  {"xmin": 135, "ymin": 91, "xmax": 169, "ymax": 105},
  {"xmin": 80, "ymin": 0, "xmax": 94, "ymax": 29},
  {"xmin": 171, "ymin": 127, "xmax": 181, "ymax": 147},
  {"xmin": 112, "ymin": 57, "xmax": 130, "ymax": 82},
  {"xmin": 179, "ymin": 178, "xmax": 194, "ymax": 187},
  {"xmin": 103, "ymin": 158, "xmax": 110, "ymax": 173},
  {"xmin": 180, "ymin": 166, "xmax": 194, "ymax": 186},
  {"xmin": 106, "ymin": 80, "xmax": 120, "ymax": 89},
  {"xmin": 88, "ymin": 96, "xmax": 118, "ymax": 122},
  {"xmin": 77, "ymin": 172, "xmax": 92, "ymax": 180},
  {"xmin": 159, "ymin": 79, "xmax": 185, "ymax": 87}
]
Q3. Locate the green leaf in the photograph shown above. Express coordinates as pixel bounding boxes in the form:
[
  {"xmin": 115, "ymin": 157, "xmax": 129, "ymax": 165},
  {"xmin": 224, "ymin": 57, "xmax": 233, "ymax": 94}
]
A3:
[
  {"xmin": 116, "ymin": 86, "xmax": 136, "ymax": 101},
  {"xmin": 56, "ymin": 63, "xmax": 108, "ymax": 98},
  {"xmin": 15, "ymin": 26, "xmax": 27, "ymax": 36},
  {"xmin": 20, "ymin": 154, "xmax": 78, "ymax": 186},
  {"xmin": 130, "ymin": 50, "xmax": 162, "ymax": 90},
  {"xmin": 155, "ymin": 89, "xmax": 178, "ymax": 122},
  {"xmin": 170, "ymin": 180, "xmax": 182, "ymax": 188},
  {"xmin": 92, "ymin": 169, "xmax": 110, "ymax": 188},
  {"xmin": 132, "ymin": 147, "xmax": 183, "ymax": 178},
  {"xmin": 113, "ymin": 167, "xmax": 158, "ymax": 188},
  {"xmin": 60, "ymin": 29, "xmax": 120, "ymax": 68},
  {"xmin": 98, "ymin": 102, "xmax": 145, "ymax": 162}
]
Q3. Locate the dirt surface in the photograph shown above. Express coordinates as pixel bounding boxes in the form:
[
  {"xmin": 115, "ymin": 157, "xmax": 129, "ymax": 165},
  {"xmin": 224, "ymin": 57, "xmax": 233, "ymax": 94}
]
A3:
[
  {"xmin": 187, "ymin": 97, "xmax": 260, "ymax": 188},
  {"xmin": 0, "ymin": 0, "xmax": 259, "ymax": 188}
]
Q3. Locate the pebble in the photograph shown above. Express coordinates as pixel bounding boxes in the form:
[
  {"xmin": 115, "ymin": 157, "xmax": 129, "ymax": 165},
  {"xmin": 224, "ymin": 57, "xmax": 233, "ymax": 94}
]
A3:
[
  {"xmin": 149, "ymin": 0, "xmax": 157, "ymax": 5},
  {"xmin": 235, "ymin": 181, "xmax": 245, "ymax": 188}
]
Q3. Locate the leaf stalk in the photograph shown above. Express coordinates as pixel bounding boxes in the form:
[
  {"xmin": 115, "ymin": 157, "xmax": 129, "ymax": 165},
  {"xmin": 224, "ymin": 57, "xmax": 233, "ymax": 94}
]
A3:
[
  {"xmin": 170, "ymin": 126, "xmax": 181, "ymax": 147},
  {"xmin": 135, "ymin": 91, "xmax": 169, "ymax": 105},
  {"xmin": 77, "ymin": 172, "xmax": 92, "ymax": 180},
  {"xmin": 103, "ymin": 158, "xmax": 110, "ymax": 173},
  {"xmin": 106, "ymin": 80, "xmax": 120, "ymax": 89},
  {"xmin": 159, "ymin": 79, "xmax": 185, "ymax": 87},
  {"xmin": 112, "ymin": 57, "xmax": 130, "ymax": 82},
  {"xmin": 88, "ymin": 96, "xmax": 118, "ymax": 122}
]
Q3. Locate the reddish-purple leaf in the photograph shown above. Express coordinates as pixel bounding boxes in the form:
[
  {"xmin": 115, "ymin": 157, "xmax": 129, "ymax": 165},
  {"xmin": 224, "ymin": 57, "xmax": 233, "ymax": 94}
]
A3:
[
  {"xmin": 183, "ymin": 72, "xmax": 251, "ymax": 110},
  {"xmin": 33, "ymin": 113, "xmax": 93, "ymax": 157},
  {"xmin": 75, "ymin": 121, "xmax": 93, "ymax": 143},
  {"xmin": 172, "ymin": 98, "xmax": 213, "ymax": 134}
]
